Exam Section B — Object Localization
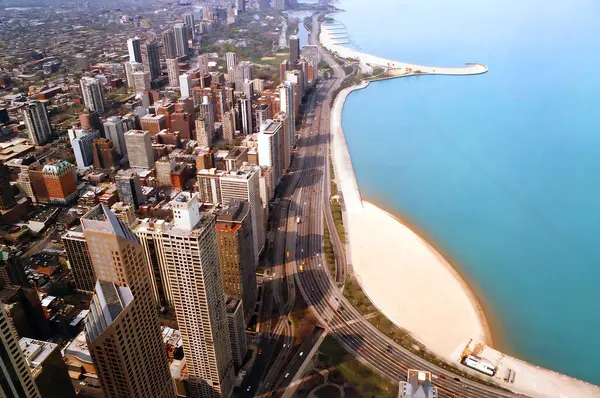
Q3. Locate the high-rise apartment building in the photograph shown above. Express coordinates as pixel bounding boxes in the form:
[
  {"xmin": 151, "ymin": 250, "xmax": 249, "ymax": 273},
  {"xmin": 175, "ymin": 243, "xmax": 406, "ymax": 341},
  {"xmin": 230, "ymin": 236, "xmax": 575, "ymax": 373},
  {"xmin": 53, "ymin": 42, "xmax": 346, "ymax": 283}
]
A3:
[
  {"xmin": 220, "ymin": 165, "xmax": 264, "ymax": 263},
  {"xmin": 81, "ymin": 205, "xmax": 175, "ymax": 398},
  {"xmin": 289, "ymin": 35, "xmax": 300, "ymax": 65},
  {"xmin": 62, "ymin": 228, "xmax": 96, "ymax": 293},
  {"xmin": 104, "ymin": 116, "xmax": 133, "ymax": 158},
  {"xmin": 198, "ymin": 97, "xmax": 215, "ymax": 135},
  {"xmin": 124, "ymin": 61, "xmax": 143, "ymax": 89},
  {"xmin": 140, "ymin": 114, "xmax": 166, "ymax": 136},
  {"xmin": 173, "ymin": 23, "xmax": 189, "ymax": 57},
  {"xmin": 275, "ymin": 112, "xmax": 291, "ymax": 171},
  {"xmin": 234, "ymin": 61, "xmax": 252, "ymax": 92},
  {"xmin": 0, "ymin": 163, "xmax": 16, "ymax": 210},
  {"xmin": 23, "ymin": 101, "xmax": 53, "ymax": 145},
  {"xmin": 217, "ymin": 200, "xmax": 256, "ymax": 322},
  {"xmin": 161, "ymin": 193, "xmax": 234, "ymax": 398},
  {"xmin": 127, "ymin": 37, "xmax": 142, "ymax": 63},
  {"xmin": 279, "ymin": 81, "xmax": 295, "ymax": 145},
  {"xmin": 132, "ymin": 70, "xmax": 151, "ymax": 95},
  {"xmin": 222, "ymin": 111, "xmax": 236, "ymax": 143},
  {"xmin": 115, "ymin": 169, "xmax": 145, "ymax": 207},
  {"xmin": 195, "ymin": 117, "xmax": 213, "ymax": 147},
  {"xmin": 258, "ymin": 119, "xmax": 283, "ymax": 186},
  {"xmin": 124, "ymin": 130, "xmax": 155, "ymax": 168},
  {"xmin": 238, "ymin": 97, "xmax": 253, "ymax": 135},
  {"xmin": 225, "ymin": 52, "xmax": 237, "ymax": 75},
  {"xmin": 184, "ymin": 13, "xmax": 196, "ymax": 40},
  {"xmin": 42, "ymin": 161, "xmax": 78, "ymax": 205},
  {"xmin": 0, "ymin": 305, "xmax": 41, "ymax": 398},
  {"xmin": 179, "ymin": 73, "xmax": 192, "ymax": 97},
  {"xmin": 225, "ymin": 297, "xmax": 247, "ymax": 369},
  {"xmin": 69, "ymin": 128, "xmax": 99, "ymax": 170},
  {"xmin": 19, "ymin": 338, "xmax": 76, "ymax": 398},
  {"xmin": 198, "ymin": 53, "xmax": 209, "ymax": 76},
  {"xmin": 162, "ymin": 30, "xmax": 177, "ymax": 59},
  {"xmin": 196, "ymin": 168, "xmax": 224, "ymax": 203},
  {"xmin": 166, "ymin": 58, "xmax": 180, "ymax": 87},
  {"xmin": 142, "ymin": 41, "xmax": 161, "ymax": 80},
  {"xmin": 92, "ymin": 138, "xmax": 118, "ymax": 169},
  {"xmin": 80, "ymin": 77, "xmax": 105, "ymax": 113}
]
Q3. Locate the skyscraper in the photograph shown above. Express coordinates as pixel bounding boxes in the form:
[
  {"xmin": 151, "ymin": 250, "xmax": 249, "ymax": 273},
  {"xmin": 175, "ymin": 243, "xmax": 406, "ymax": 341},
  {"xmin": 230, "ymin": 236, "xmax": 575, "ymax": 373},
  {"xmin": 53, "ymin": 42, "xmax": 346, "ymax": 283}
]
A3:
[
  {"xmin": 279, "ymin": 81, "xmax": 295, "ymax": 145},
  {"xmin": 62, "ymin": 228, "xmax": 96, "ymax": 293},
  {"xmin": 220, "ymin": 165, "xmax": 264, "ymax": 263},
  {"xmin": 217, "ymin": 200, "xmax": 256, "ymax": 322},
  {"xmin": 222, "ymin": 111, "xmax": 236, "ymax": 143},
  {"xmin": 235, "ymin": 0, "xmax": 245, "ymax": 12},
  {"xmin": 92, "ymin": 138, "xmax": 119, "ymax": 169},
  {"xmin": 258, "ymin": 119, "xmax": 283, "ymax": 185},
  {"xmin": 225, "ymin": 52, "xmax": 237, "ymax": 74},
  {"xmin": 132, "ymin": 70, "xmax": 151, "ymax": 95},
  {"xmin": 162, "ymin": 30, "xmax": 177, "ymax": 59},
  {"xmin": 124, "ymin": 61, "xmax": 143, "ymax": 89},
  {"xmin": 127, "ymin": 37, "xmax": 142, "ymax": 63},
  {"xmin": 161, "ymin": 193, "xmax": 234, "ymax": 398},
  {"xmin": 225, "ymin": 297, "xmax": 247, "ymax": 369},
  {"xmin": 198, "ymin": 53, "xmax": 210, "ymax": 76},
  {"xmin": 68, "ymin": 128, "xmax": 98, "ymax": 170},
  {"xmin": 289, "ymin": 35, "xmax": 300, "ymax": 65},
  {"xmin": 166, "ymin": 58, "xmax": 180, "ymax": 87},
  {"xmin": 103, "ymin": 116, "xmax": 133, "ymax": 158},
  {"xmin": 42, "ymin": 161, "xmax": 78, "ymax": 205},
  {"xmin": 184, "ymin": 13, "xmax": 196, "ymax": 40},
  {"xmin": 82, "ymin": 205, "xmax": 175, "ymax": 398},
  {"xmin": 124, "ymin": 130, "xmax": 155, "ymax": 168},
  {"xmin": 80, "ymin": 77, "xmax": 105, "ymax": 113},
  {"xmin": 0, "ymin": 305, "xmax": 41, "ymax": 398},
  {"xmin": 142, "ymin": 41, "xmax": 161, "ymax": 80},
  {"xmin": 238, "ymin": 97, "xmax": 253, "ymax": 135},
  {"xmin": 0, "ymin": 163, "xmax": 16, "ymax": 210},
  {"xmin": 234, "ymin": 61, "xmax": 252, "ymax": 92},
  {"xmin": 173, "ymin": 23, "xmax": 189, "ymax": 57},
  {"xmin": 179, "ymin": 73, "xmax": 192, "ymax": 97},
  {"xmin": 115, "ymin": 169, "xmax": 145, "ymax": 207},
  {"xmin": 23, "ymin": 101, "xmax": 52, "ymax": 145}
]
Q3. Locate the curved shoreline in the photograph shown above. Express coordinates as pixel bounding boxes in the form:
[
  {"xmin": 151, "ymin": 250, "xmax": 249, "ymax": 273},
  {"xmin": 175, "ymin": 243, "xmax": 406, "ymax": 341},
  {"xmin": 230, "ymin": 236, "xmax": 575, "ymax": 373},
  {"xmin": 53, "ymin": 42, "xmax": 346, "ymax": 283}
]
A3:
[{"xmin": 329, "ymin": 81, "xmax": 491, "ymax": 359}]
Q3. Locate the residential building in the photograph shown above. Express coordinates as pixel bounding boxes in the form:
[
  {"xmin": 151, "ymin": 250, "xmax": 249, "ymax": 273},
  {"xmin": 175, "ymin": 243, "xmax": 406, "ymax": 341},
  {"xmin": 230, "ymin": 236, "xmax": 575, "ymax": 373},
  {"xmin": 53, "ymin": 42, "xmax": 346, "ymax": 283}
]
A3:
[
  {"xmin": 234, "ymin": 61, "xmax": 252, "ymax": 92},
  {"xmin": 198, "ymin": 53, "xmax": 209, "ymax": 76},
  {"xmin": 127, "ymin": 37, "xmax": 142, "ymax": 63},
  {"xmin": 161, "ymin": 193, "xmax": 234, "ymax": 398},
  {"xmin": 167, "ymin": 58, "xmax": 180, "ymax": 87},
  {"xmin": 69, "ymin": 128, "xmax": 98, "ymax": 170},
  {"xmin": 80, "ymin": 77, "xmax": 105, "ymax": 113},
  {"xmin": 142, "ymin": 41, "xmax": 161, "ymax": 80},
  {"xmin": 22, "ymin": 101, "xmax": 52, "ymax": 145},
  {"xmin": 103, "ymin": 116, "xmax": 133, "ymax": 158},
  {"xmin": 0, "ymin": 163, "xmax": 16, "ymax": 210},
  {"xmin": 222, "ymin": 111, "xmax": 236, "ymax": 143},
  {"xmin": 225, "ymin": 297, "xmax": 246, "ymax": 369},
  {"xmin": 92, "ymin": 138, "xmax": 118, "ymax": 169},
  {"xmin": 19, "ymin": 338, "xmax": 76, "ymax": 398},
  {"xmin": 42, "ymin": 161, "xmax": 77, "ymax": 205},
  {"xmin": 124, "ymin": 130, "xmax": 154, "ymax": 168},
  {"xmin": 173, "ymin": 23, "xmax": 189, "ymax": 57},
  {"xmin": 179, "ymin": 73, "xmax": 192, "ymax": 97},
  {"xmin": 238, "ymin": 97, "xmax": 253, "ymax": 135},
  {"xmin": 82, "ymin": 205, "xmax": 175, "ymax": 398},
  {"xmin": 217, "ymin": 200, "xmax": 256, "ymax": 322},
  {"xmin": 220, "ymin": 165, "xmax": 264, "ymax": 263},
  {"xmin": 0, "ymin": 305, "xmax": 40, "ymax": 398},
  {"xmin": 258, "ymin": 119, "xmax": 283, "ymax": 186},
  {"xmin": 62, "ymin": 228, "xmax": 96, "ymax": 293},
  {"xmin": 132, "ymin": 70, "xmax": 151, "ymax": 95},
  {"xmin": 184, "ymin": 13, "xmax": 196, "ymax": 40},
  {"xmin": 171, "ymin": 112, "xmax": 194, "ymax": 140},
  {"xmin": 162, "ymin": 30, "xmax": 177, "ymax": 59},
  {"xmin": 279, "ymin": 82, "xmax": 295, "ymax": 145},
  {"xmin": 225, "ymin": 52, "xmax": 237, "ymax": 75},
  {"xmin": 140, "ymin": 114, "xmax": 166, "ymax": 136},
  {"xmin": 196, "ymin": 168, "xmax": 224, "ymax": 204},
  {"xmin": 115, "ymin": 169, "xmax": 145, "ymax": 207},
  {"xmin": 289, "ymin": 35, "xmax": 300, "ymax": 65},
  {"xmin": 155, "ymin": 157, "xmax": 176, "ymax": 187}
]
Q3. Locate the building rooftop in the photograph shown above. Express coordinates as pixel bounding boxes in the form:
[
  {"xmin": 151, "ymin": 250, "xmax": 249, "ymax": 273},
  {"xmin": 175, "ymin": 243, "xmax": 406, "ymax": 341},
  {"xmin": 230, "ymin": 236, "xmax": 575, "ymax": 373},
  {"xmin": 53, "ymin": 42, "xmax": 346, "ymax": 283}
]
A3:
[{"xmin": 19, "ymin": 337, "xmax": 57, "ymax": 368}]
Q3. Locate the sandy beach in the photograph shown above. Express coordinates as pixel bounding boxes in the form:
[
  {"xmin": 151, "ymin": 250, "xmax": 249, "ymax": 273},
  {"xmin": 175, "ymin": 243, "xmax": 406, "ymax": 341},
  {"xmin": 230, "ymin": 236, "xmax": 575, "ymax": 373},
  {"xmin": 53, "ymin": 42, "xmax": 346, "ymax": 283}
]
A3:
[
  {"xmin": 330, "ymin": 82, "xmax": 491, "ymax": 361},
  {"xmin": 329, "ymin": 72, "xmax": 600, "ymax": 398}
]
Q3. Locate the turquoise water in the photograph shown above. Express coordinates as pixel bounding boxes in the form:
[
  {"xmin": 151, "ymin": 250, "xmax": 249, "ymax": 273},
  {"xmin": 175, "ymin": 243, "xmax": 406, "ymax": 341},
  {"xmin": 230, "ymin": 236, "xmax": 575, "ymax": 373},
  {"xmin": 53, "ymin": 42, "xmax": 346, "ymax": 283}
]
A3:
[{"xmin": 336, "ymin": 0, "xmax": 600, "ymax": 385}]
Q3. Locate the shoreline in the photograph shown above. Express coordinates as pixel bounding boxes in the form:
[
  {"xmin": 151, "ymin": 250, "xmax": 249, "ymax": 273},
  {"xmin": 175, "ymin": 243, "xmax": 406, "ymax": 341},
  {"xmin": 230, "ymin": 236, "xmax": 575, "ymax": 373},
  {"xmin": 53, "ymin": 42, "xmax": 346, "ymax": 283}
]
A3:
[{"xmin": 329, "ymin": 80, "xmax": 491, "ymax": 360}]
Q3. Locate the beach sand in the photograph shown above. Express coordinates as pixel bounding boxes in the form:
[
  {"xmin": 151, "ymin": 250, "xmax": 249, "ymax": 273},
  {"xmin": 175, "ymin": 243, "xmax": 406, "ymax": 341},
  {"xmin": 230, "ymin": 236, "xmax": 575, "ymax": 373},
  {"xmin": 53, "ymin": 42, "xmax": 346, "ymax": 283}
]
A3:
[{"xmin": 330, "ymin": 82, "xmax": 491, "ymax": 361}]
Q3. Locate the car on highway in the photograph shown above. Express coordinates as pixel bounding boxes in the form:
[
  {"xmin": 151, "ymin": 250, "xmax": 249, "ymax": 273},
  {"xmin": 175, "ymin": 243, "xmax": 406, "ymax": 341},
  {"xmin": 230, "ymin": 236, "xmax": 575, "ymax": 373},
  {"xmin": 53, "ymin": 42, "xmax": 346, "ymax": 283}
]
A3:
[
  {"xmin": 284, "ymin": 373, "xmax": 290, "ymax": 378},
  {"xmin": 247, "ymin": 386, "xmax": 251, "ymax": 392},
  {"xmin": 454, "ymin": 377, "xmax": 461, "ymax": 382},
  {"xmin": 359, "ymin": 348, "xmax": 365, "ymax": 353},
  {"xmin": 258, "ymin": 349, "xmax": 263, "ymax": 355},
  {"xmin": 439, "ymin": 375, "xmax": 446, "ymax": 380},
  {"xmin": 299, "ymin": 352, "xmax": 304, "ymax": 357}
]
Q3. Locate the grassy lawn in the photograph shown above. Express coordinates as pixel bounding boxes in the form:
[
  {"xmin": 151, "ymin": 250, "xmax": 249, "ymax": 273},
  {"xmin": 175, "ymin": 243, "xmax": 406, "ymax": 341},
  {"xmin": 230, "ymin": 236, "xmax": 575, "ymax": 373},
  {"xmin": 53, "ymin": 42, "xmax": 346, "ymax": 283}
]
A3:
[
  {"xmin": 319, "ymin": 336, "xmax": 398, "ymax": 398},
  {"xmin": 323, "ymin": 224, "xmax": 336, "ymax": 278}
]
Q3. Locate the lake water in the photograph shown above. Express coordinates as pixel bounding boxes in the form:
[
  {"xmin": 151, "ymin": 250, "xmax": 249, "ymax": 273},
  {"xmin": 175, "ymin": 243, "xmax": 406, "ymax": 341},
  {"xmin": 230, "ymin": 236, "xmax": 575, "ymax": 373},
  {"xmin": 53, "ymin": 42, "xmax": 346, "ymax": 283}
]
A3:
[{"xmin": 336, "ymin": 0, "xmax": 600, "ymax": 385}]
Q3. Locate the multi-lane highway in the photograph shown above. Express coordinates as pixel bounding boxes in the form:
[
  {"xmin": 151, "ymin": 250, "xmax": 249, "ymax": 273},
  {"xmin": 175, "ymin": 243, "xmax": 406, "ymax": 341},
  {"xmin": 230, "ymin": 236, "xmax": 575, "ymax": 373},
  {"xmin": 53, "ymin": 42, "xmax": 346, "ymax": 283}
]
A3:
[{"xmin": 268, "ymin": 12, "xmax": 524, "ymax": 398}]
